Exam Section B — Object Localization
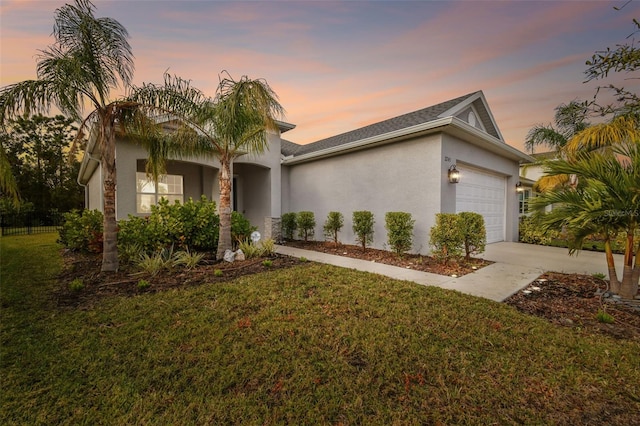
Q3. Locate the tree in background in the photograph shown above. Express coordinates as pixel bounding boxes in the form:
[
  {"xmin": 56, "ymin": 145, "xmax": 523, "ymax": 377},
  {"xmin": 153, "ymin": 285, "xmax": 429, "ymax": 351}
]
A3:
[
  {"xmin": 524, "ymin": 101, "xmax": 591, "ymax": 154},
  {"xmin": 0, "ymin": 134, "xmax": 19, "ymax": 205},
  {"xmin": 585, "ymin": 18, "xmax": 639, "ymax": 117},
  {"xmin": 3, "ymin": 115, "xmax": 82, "ymax": 212}
]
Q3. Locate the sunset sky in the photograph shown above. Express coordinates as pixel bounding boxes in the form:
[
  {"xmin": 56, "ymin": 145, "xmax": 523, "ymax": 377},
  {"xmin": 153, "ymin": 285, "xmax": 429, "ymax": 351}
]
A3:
[{"xmin": 1, "ymin": 0, "xmax": 637, "ymax": 152}]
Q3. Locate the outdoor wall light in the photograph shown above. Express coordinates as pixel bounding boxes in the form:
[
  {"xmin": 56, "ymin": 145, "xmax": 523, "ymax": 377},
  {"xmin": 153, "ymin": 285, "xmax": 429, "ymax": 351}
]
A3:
[
  {"xmin": 516, "ymin": 181, "xmax": 523, "ymax": 192},
  {"xmin": 448, "ymin": 164, "xmax": 460, "ymax": 184}
]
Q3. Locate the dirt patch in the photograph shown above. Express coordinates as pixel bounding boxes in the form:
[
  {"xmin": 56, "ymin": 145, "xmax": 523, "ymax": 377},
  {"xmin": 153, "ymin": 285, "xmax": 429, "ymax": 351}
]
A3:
[
  {"xmin": 504, "ymin": 272, "xmax": 640, "ymax": 342},
  {"xmin": 281, "ymin": 240, "xmax": 491, "ymax": 276}
]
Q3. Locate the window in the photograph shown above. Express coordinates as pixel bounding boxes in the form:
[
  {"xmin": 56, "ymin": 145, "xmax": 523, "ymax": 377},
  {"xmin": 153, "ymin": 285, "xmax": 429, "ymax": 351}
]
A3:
[
  {"xmin": 136, "ymin": 172, "xmax": 183, "ymax": 213},
  {"xmin": 518, "ymin": 189, "xmax": 531, "ymax": 214}
]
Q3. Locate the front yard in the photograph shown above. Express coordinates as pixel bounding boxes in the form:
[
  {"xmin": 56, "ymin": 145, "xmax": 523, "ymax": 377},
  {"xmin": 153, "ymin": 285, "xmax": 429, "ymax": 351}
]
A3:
[{"xmin": 2, "ymin": 234, "xmax": 639, "ymax": 425}]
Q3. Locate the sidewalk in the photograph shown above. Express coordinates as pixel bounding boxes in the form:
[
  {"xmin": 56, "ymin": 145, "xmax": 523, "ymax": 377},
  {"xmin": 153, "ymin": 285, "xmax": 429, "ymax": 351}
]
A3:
[
  {"xmin": 275, "ymin": 242, "xmax": 620, "ymax": 302},
  {"xmin": 275, "ymin": 245, "xmax": 540, "ymax": 302}
]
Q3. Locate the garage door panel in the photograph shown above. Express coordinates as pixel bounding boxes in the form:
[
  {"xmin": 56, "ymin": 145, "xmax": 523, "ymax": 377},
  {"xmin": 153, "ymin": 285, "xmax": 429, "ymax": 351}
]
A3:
[{"xmin": 455, "ymin": 166, "xmax": 505, "ymax": 243}]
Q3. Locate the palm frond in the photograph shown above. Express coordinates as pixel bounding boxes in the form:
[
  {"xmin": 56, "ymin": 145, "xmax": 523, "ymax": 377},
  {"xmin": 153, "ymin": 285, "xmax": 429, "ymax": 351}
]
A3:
[
  {"xmin": 524, "ymin": 125, "xmax": 567, "ymax": 153},
  {"xmin": 564, "ymin": 114, "xmax": 640, "ymax": 154}
]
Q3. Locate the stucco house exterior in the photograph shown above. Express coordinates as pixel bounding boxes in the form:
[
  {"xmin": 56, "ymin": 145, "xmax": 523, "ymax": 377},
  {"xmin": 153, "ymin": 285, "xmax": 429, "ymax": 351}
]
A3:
[{"xmin": 78, "ymin": 90, "xmax": 533, "ymax": 254}]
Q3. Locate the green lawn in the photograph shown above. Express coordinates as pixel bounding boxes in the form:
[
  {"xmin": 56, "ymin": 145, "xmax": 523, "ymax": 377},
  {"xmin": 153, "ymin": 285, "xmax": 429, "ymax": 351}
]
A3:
[{"xmin": 2, "ymin": 234, "xmax": 639, "ymax": 425}]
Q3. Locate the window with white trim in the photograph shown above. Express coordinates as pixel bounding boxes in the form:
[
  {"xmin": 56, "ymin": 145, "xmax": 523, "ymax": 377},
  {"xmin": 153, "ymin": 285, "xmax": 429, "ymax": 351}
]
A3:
[
  {"xmin": 136, "ymin": 172, "xmax": 184, "ymax": 213},
  {"xmin": 518, "ymin": 189, "xmax": 531, "ymax": 214}
]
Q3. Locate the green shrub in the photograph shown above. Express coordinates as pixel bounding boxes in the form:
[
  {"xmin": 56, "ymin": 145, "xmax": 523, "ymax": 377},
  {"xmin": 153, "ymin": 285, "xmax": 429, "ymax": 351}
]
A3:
[
  {"xmin": 385, "ymin": 212, "xmax": 415, "ymax": 256},
  {"xmin": 118, "ymin": 242, "xmax": 144, "ymax": 265},
  {"xmin": 260, "ymin": 238, "xmax": 276, "ymax": 256},
  {"xmin": 353, "ymin": 211, "xmax": 374, "ymax": 252},
  {"xmin": 118, "ymin": 196, "xmax": 219, "ymax": 257},
  {"xmin": 213, "ymin": 269, "xmax": 224, "ymax": 277},
  {"xmin": 323, "ymin": 211, "xmax": 344, "ymax": 244},
  {"xmin": 429, "ymin": 213, "xmax": 463, "ymax": 264},
  {"xmin": 58, "ymin": 209, "xmax": 104, "ymax": 252},
  {"xmin": 596, "ymin": 310, "xmax": 615, "ymax": 324},
  {"xmin": 135, "ymin": 247, "xmax": 175, "ymax": 276},
  {"xmin": 281, "ymin": 212, "xmax": 297, "ymax": 240},
  {"xmin": 172, "ymin": 249, "xmax": 205, "ymax": 270},
  {"xmin": 519, "ymin": 215, "xmax": 560, "ymax": 245},
  {"xmin": 231, "ymin": 211, "xmax": 257, "ymax": 248},
  {"xmin": 238, "ymin": 240, "xmax": 262, "ymax": 259},
  {"xmin": 458, "ymin": 212, "xmax": 486, "ymax": 261},
  {"xmin": 68, "ymin": 278, "xmax": 84, "ymax": 292},
  {"xmin": 137, "ymin": 279, "xmax": 151, "ymax": 289},
  {"xmin": 262, "ymin": 259, "xmax": 273, "ymax": 267},
  {"xmin": 297, "ymin": 211, "xmax": 316, "ymax": 242}
]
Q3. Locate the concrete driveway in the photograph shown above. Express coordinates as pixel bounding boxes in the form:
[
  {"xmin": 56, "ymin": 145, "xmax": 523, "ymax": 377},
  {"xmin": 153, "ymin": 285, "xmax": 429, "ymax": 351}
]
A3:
[
  {"xmin": 479, "ymin": 242, "xmax": 623, "ymax": 277},
  {"xmin": 276, "ymin": 242, "xmax": 622, "ymax": 303}
]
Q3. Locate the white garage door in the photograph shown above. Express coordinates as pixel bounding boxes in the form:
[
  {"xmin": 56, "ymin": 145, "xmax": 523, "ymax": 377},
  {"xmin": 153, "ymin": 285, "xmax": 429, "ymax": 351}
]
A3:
[{"xmin": 455, "ymin": 166, "xmax": 505, "ymax": 243}]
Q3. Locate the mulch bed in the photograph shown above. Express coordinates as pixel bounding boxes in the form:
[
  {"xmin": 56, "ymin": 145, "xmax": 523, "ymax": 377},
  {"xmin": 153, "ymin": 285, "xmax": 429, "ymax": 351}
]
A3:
[
  {"xmin": 504, "ymin": 272, "xmax": 640, "ymax": 342},
  {"xmin": 55, "ymin": 250, "xmax": 304, "ymax": 310},
  {"xmin": 281, "ymin": 240, "xmax": 491, "ymax": 276}
]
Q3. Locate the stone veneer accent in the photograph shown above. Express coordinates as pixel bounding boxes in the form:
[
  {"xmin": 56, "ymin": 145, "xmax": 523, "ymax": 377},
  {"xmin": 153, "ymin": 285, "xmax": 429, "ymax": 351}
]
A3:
[{"xmin": 264, "ymin": 217, "xmax": 282, "ymax": 242}]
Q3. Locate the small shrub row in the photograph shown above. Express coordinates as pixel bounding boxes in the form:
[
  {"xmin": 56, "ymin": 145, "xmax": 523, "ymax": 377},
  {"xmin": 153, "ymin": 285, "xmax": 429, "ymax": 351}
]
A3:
[{"xmin": 283, "ymin": 210, "xmax": 415, "ymax": 256}]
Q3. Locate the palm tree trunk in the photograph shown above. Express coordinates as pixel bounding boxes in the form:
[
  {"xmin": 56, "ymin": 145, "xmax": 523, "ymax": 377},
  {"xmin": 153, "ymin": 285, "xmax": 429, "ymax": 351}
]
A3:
[
  {"xmin": 633, "ymin": 242, "xmax": 640, "ymax": 296},
  {"xmin": 216, "ymin": 156, "xmax": 233, "ymax": 260},
  {"xmin": 619, "ymin": 231, "xmax": 637, "ymax": 299},
  {"xmin": 604, "ymin": 236, "xmax": 620, "ymax": 294},
  {"xmin": 101, "ymin": 117, "xmax": 119, "ymax": 272}
]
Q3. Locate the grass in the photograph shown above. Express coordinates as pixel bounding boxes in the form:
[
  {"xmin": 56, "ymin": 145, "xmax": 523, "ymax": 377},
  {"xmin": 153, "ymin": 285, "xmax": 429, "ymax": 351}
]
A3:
[{"xmin": 2, "ymin": 234, "xmax": 640, "ymax": 425}]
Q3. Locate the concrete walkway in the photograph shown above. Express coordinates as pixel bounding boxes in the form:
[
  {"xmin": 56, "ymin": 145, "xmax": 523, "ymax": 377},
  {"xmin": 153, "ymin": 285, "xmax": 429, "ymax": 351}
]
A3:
[{"xmin": 275, "ymin": 243, "xmax": 623, "ymax": 302}]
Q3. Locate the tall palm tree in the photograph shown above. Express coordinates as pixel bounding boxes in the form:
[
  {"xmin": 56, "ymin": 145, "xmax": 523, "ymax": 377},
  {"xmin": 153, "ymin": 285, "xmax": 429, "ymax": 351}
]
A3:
[
  {"xmin": 132, "ymin": 72, "xmax": 284, "ymax": 259},
  {"xmin": 0, "ymin": 0, "xmax": 134, "ymax": 272},
  {"xmin": 530, "ymin": 142, "xmax": 640, "ymax": 298}
]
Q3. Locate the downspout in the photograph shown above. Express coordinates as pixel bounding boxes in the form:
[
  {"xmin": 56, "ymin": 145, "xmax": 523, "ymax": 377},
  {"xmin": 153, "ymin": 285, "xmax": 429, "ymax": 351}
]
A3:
[{"xmin": 77, "ymin": 150, "xmax": 101, "ymax": 209}]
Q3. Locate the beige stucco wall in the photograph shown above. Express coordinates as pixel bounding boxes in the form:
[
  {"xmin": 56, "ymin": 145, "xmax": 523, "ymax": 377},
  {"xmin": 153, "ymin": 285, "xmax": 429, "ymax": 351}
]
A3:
[{"xmin": 283, "ymin": 135, "xmax": 443, "ymax": 253}]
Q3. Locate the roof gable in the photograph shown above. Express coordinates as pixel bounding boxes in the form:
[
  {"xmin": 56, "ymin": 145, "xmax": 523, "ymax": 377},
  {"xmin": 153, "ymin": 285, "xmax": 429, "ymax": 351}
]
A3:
[{"xmin": 283, "ymin": 90, "xmax": 506, "ymax": 158}]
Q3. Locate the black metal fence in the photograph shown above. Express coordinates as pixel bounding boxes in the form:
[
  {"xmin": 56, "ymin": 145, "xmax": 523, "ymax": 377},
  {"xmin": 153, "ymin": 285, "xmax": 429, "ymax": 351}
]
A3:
[{"xmin": 1, "ymin": 210, "xmax": 64, "ymax": 236}]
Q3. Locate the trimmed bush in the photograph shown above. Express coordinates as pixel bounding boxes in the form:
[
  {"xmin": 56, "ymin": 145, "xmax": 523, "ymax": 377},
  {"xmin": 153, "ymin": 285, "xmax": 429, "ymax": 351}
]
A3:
[
  {"xmin": 458, "ymin": 212, "xmax": 486, "ymax": 261},
  {"xmin": 281, "ymin": 212, "xmax": 297, "ymax": 240},
  {"xmin": 231, "ymin": 211, "xmax": 257, "ymax": 248},
  {"xmin": 519, "ymin": 215, "xmax": 560, "ymax": 245},
  {"xmin": 58, "ymin": 209, "xmax": 104, "ymax": 252},
  {"xmin": 297, "ymin": 211, "xmax": 316, "ymax": 242},
  {"xmin": 118, "ymin": 196, "xmax": 219, "ymax": 257},
  {"xmin": 385, "ymin": 212, "xmax": 415, "ymax": 256},
  {"xmin": 323, "ymin": 211, "xmax": 344, "ymax": 244},
  {"xmin": 353, "ymin": 210, "xmax": 374, "ymax": 252},
  {"xmin": 429, "ymin": 213, "xmax": 463, "ymax": 264}
]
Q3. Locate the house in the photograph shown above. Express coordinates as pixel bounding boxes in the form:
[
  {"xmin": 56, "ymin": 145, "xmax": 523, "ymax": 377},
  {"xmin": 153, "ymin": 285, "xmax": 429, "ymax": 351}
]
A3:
[
  {"xmin": 78, "ymin": 90, "xmax": 534, "ymax": 254},
  {"xmin": 518, "ymin": 151, "xmax": 557, "ymax": 216}
]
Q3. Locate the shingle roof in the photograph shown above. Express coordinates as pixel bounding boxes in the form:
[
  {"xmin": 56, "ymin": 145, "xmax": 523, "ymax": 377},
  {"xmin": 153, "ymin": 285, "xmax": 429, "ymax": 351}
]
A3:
[
  {"xmin": 283, "ymin": 91, "xmax": 480, "ymax": 157},
  {"xmin": 280, "ymin": 139, "xmax": 301, "ymax": 157}
]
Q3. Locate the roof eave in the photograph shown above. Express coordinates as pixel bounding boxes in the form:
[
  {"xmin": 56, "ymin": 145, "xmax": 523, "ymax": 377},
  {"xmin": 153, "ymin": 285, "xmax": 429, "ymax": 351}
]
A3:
[{"xmin": 282, "ymin": 117, "xmax": 534, "ymax": 165}]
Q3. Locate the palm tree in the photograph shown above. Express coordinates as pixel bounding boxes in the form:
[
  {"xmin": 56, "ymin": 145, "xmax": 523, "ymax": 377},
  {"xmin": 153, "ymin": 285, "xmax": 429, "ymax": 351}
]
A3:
[
  {"xmin": 530, "ymin": 142, "xmax": 640, "ymax": 298},
  {"xmin": 132, "ymin": 72, "xmax": 284, "ymax": 259},
  {"xmin": 525, "ymin": 101, "xmax": 590, "ymax": 154},
  {"xmin": 0, "ymin": 0, "xmax": 134, "ymax": 272},
  {"xmin": 524, "ymin": 101, "xmax": 591, "ymax": 192}
]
